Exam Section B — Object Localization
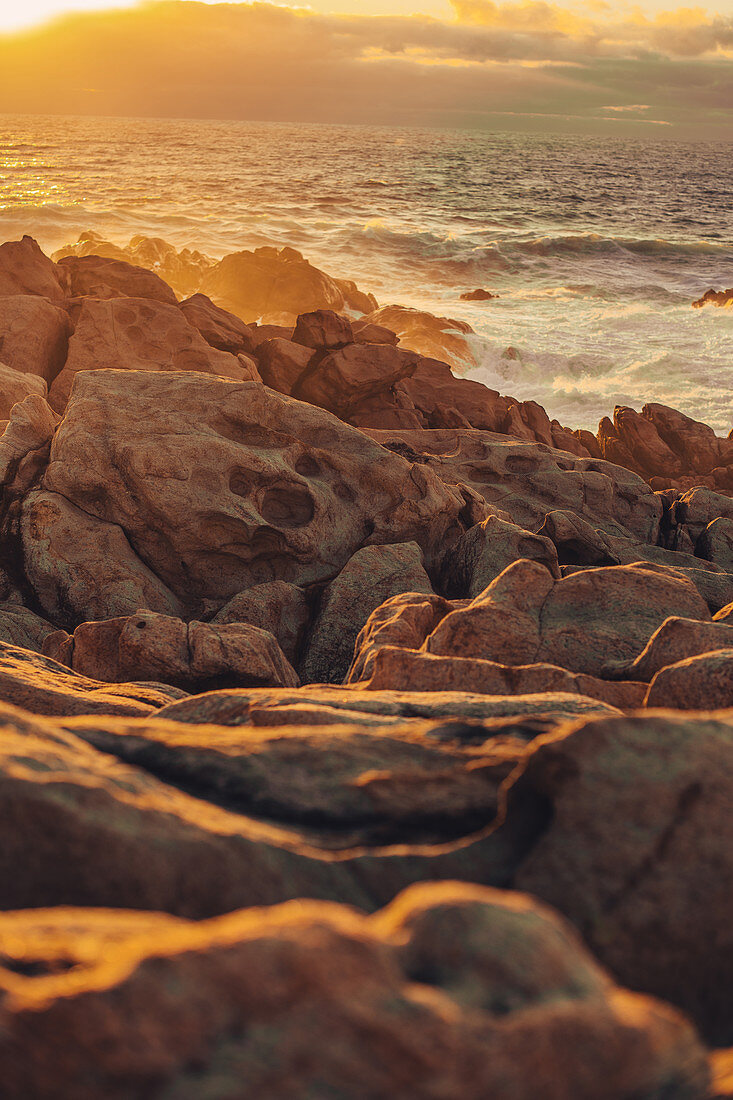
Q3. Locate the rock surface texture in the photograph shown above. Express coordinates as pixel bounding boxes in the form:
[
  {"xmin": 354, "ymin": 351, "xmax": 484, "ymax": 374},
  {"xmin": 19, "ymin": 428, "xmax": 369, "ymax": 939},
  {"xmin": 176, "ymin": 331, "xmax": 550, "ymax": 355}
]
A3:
[{"xmin": 0, "ymin": 234, "xmax": 729, "ymax": 1098}]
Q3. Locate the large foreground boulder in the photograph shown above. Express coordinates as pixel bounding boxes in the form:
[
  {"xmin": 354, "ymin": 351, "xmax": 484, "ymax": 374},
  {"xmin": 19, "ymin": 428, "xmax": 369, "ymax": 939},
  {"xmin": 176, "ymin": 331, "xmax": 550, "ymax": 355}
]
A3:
[
  {"xmin": 0, "ymin": 884, "xmax": 708, "ymax": 1100},
  {"xmin": 498, "ymin": 711, "xmax": 733, "ymax": 1044},
  {"xmin": 24, "ymin": 372, "xmax": 476, "ymax": 620}
]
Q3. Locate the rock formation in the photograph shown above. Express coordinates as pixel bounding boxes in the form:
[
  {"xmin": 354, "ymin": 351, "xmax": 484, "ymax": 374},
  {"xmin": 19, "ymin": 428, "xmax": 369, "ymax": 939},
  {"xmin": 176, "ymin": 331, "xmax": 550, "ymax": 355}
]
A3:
[{"xmin": 0, "ymin": 233, "xmax": 729, "ymax": 1097}]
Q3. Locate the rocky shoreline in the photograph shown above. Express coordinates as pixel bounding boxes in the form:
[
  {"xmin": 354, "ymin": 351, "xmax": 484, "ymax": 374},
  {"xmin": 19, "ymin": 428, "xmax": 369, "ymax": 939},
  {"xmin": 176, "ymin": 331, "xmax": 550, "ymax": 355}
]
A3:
[{"xmin": 0, "ymin": 232, "xmax": 732, "ymax": 1098}]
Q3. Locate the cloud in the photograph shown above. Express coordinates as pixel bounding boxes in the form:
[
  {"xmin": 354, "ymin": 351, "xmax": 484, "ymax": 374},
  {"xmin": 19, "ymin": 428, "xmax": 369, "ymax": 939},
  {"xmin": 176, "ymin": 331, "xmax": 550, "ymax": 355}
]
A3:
[{"xmin": 0, "ymin": 0, "xmax": 730, "ymax": 136}]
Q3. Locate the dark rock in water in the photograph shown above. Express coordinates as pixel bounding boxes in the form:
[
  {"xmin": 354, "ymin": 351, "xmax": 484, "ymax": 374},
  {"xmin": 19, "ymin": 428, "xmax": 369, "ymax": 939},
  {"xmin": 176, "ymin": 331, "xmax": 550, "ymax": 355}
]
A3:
[
  {"xmin": 692, "ymin": 286, "xmax": 733, "ymax": 308},
  {"xmin": 460, "ymin": 288, "xmax": 498, "ymax": 300},
  {"xmin": 0, "ymin": 883, "xmax": 708, "ymax": 1100}
]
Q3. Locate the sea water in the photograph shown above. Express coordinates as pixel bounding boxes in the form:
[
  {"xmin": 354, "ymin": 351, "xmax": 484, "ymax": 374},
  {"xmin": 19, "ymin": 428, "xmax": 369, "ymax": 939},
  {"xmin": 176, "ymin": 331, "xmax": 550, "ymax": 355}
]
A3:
[{"xmin": 1, "ymin": 114, "xmax": 731, "ymax": 432}]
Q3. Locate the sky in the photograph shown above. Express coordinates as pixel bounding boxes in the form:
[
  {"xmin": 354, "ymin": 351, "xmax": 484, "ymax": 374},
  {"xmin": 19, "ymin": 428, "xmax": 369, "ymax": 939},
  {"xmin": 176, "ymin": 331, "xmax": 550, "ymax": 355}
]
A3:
[{"xmin": 0, "ymin": 0, "xmax": 731, "ymax": 136}]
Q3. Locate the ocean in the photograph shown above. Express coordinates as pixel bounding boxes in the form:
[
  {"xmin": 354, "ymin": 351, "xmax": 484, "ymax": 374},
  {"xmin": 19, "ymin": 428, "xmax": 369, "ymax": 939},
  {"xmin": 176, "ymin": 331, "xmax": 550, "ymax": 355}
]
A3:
[{"xmin": 1, "ymin": 114, "xmax": 731, "ymax": 433}]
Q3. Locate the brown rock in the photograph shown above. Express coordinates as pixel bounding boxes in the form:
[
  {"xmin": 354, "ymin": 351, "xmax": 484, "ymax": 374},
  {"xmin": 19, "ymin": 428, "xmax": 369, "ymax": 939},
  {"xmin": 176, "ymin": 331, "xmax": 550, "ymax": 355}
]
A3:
[
  {"xmin": 63, "ymin": 610, "xmax": 299, "ymax": 690},
  {"xmin": 624, "ymin": 616, "xmax": 733, "ymax": 681},
  {"xmin": 426, "ymin": 560, "xmax": 710, "ymax": 678},
  {"xmin": 444, "ymin": 515, "xmax": 560, "ymax": 598},
  {"xmin": 645, "ymin": 648, "xmax": 733, "ymax": 708},
  {"xmin": 460, "ymin": 287, "xmax": 498, "ymax": 300},
  {"xmin": 296, "ymin": 343, "xmax": 420, "ymax": 419},
  {"xmin": 0, "ymin": 296, "xmax": 71, "ymax": 383},
  {"xmin": 363, "ymin": 304, "xmax": 476, "ymax": 370},
  {"xmin": 400, "ymin": 356, "xmax": 510, "ymax": 431},
  {"xmin": 22, "ymin": 489, "xmax": 184, "ymax": 625},
  {"xmin": 0, "ymin": 643, "xmax": 183, "ymax": 717},
  {"xmin": 642, "ymin": 402, "xmax": 722, "ymax": 474},
  {"xmin": 352, "ymin": 319, "xmax": 399, "ymax": 346},
  {"xmin": 179, "ymin": 293, "xmax": 257, "ymax": 356},
  {"xmin": 255, "ymin": 336, "xmax": 313, "ymax": 395},
  {"xmin": 612, "ymin": 405, "xmax": 682, "ymax": 478},
  {"xmin": 0, "ymin": 604, "xmax": 55, "ymax": 653},
  {"xmin": 48, "ymin": 297, "xmax": 255, "ymax": 411},
  {"xmin": 692, "ymin": 286, "xmax": 733, "ymax": 308},
  {"xmin": 212, "ymin": 581, "xmax": 309, "ymax": 665},
  {"xmin": 672, "ymin": 487, "xmax": 733, "ymax": 540},
  {"xmin": 300, "ymin": 542, "xmax": 433, "ymax": 684},
  {"xmin": 199, "ymin": 245, "xmax": 370, "ymax": 324},
  {"xmin": 56, "ymin": 253, "xmax": 178, "ymax": 304},
  {"xmin": 0, "ymin": 236, "xmax": 64, "ymax": 299},
  {"xmin": 716, "ymin": 602, "xmax": 733, "ymax": 623},
  {"xmin": 0, "ymin": 361, "xmax": 47, "ymax": 419},
  {"xmin": 292, "ymin": 309, "xmax": 354, "ymax": 350},
  {"xmin": 0, "ymin": 884, "xmax": 708, "ymax": 1100},
  {"xmin": 697, "ymin": 517, "xmax": 733, "ymax": 572},
  {"xmin": 502, "ymin": 710, "xmax": 733, "ymax": 1043},
  {"xmin": 27, "ymin": 372, "xmax": 474, "ymax": 616},
  {"xmin": 347, "ymin": 591, "xmax": 456, "ymax": 684},
  {"xmin": 537, "ymin": 510, "xmax": 619, "ymax": 566},
  {"xmin": 355, "ymin": 646, "xmax": 645, "ymax": 709}
]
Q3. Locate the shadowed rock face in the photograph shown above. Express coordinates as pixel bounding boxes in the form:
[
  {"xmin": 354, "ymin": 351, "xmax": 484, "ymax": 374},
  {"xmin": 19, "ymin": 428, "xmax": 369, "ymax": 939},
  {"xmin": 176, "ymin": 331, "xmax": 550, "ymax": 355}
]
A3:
[
  {"xmin": 0, "ymin": 296, "xmax": 71, "ymax": 383},
  {"xmin": 0, "ymin": 884, "xmax": 709, "ymax": 1100},
  {"xmin": 25, "ymin": 371, "xmax": 474, "ymax": 618}
]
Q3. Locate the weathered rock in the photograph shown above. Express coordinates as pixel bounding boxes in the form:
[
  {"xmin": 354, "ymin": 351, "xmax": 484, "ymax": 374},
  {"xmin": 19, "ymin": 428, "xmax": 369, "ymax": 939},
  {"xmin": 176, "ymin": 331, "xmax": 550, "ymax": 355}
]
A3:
[
  {"xmin": 366, "ymin": 429, "xmax": 662, "ymax": 545},
  {"xmin": 645, "ymin": 648, "xmax": 733, "ymax": 709},
  {"xmin": 292, "ymin": 308, "xmax": 354, "ymax": 350},
  {"xmin": 57, "ymin": 254, "xmax": 178, "ymax": 304},
  {"xmin": 443, "ymin": 514, "xmax": 559, "ymax": 598},
  {"xmin": 347, "ymin": 591, "xmax": 456, "ymax": 684},
  {"xmin": 399, "ymin": 357, "xmax": 510, "ymax": 432},
  {"xmin": 624, "ymin": 616, "xmax": 733, "ymax": 681},
  {"xmin": 0, "ymin": 603, "xmax": 54, "ymax": 653},
  {"xmin": 255, "ymin": 336, "xmax": 313, "ymax": 395},
  {"xmin": 537, "ymin": 510, "xmax": 619, "ymax": 566},
  {"xmin": 179, "ymin": 292, "xmax": 258, "ymax": 356},
  {"xmin": 460, "ymin": 287, "xmax": 498, "ymax": 300},
  {"xmin": 22, "ymin": 489, "xmax": 184, "ymax": 626},
  {"xmin": 0, "ymin": 394, "xmax": 59, "ymax": 509},
  {"xmin": 49, "ymin": 297, "xmax": 257, "ymax": 411},
  {"xmin": 363, "ymin": 304, "xmax": 476, "ymax": 370},
  {"xmin": 53, "ymin": 231, "xmax": 217, "ymax": 297},
  {"xmin": 643, "ymin": 402, "xmax": 724, "ymax": 475},
  {"xmin": 0, "ymin": 643, "xmax": 183, "ymax": 716},
  {"xmin": 300, "ymin": 542, "xmax": 433, "ymax": 684},
  {"xmin": 352, "ymin": 319, "xmax": 399, "ymax": 346},
  {"xmin": 610, "ymin": 405, "xmax": 683, "ymax": 479},
  {"xmin": 155, "ymin": 685, "xmax": 619, "ymax": 728},
  {"xmin": 296, "ymin": 343, "xmax": 420, "ymax": 419},
  {"xmin": 697, "ymin": 517, "xmax": 733, "ymax": 572},
  {"xmin": 199, "ymin": 245, "xmax": 375, "ymax": 324},
  {"xmin": 212, "ymin": 581, "xmax": 309, "ymax": 665},
  {"xmin": 0, "ymin": 361, "xmax": 46, "ymax": 419},
  {"xmin": 425, "ymin": 560, "xmax": 710, "ymax": 678},
  {"xmin": 0, "ymin": 884, "xmax": 708, "ymax": 1100},
  {"xmin": 0, "ymin": 236, "xmax": 64, "ymax": 299},
  {"xmin": 28, "ymin": 372, "xmax": 474, "ymax": 616},
  {"xmin": 65, "ymin": 714, "xmax": 517, "ymax": 844},
  {"xmin": 716, "ymin": 602, "xmax": 733, "ymax": 623},
  {"xmin": 693, "ymin": 286, "xmax": 733, "ymax": 308},
  {"xmin": 354, "ymin": 647, "xmax": 645, "ymax": 709},
  {"xmin": 58, "ymin": 610, "xmax": 299, "ymax": 690},
  {"xmin": 0, "ymin": 296, "xmax": 70, "ymax": 383},
  {"xmin": 672, "ymin": 487, "xmax": 733, "ymax": 541},
  {"xmin": 501, "ymin": 711, "xmax": 733, "ymax": 1043}
]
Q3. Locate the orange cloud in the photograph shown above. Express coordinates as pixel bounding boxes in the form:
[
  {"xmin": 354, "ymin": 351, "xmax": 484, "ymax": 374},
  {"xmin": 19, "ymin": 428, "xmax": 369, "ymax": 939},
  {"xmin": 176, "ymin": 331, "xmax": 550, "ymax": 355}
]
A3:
[{"xmin": 0, "ymin": 1, "xmax": 730, "ymax": 136}]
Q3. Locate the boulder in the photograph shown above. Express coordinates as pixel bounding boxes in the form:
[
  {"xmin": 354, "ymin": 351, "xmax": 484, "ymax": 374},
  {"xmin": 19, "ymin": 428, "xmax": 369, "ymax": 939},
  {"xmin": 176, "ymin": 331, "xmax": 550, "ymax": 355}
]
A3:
[
  {"xmin": 179, "ymin": 293, "xmax": 257, "ymax": 356},
  {"xmin": 697, "ymin": 517, "xmax": 733, "ymax": 572},
  {"xmin": 363, "ymin": 304, "xmax": 476, "ymax": 370},
  {"xmin": 0, "ymin": 393, "xmax": 59, "ymax": 505},
  {"xmin": 292, "ymin": 309, "xmax": 354, "ymax": 350},
  {"xmin": 347, "ymin": 591, "xmax": 456, "ymax": 684},
  {"xmin": 53, "ymin": 232, "xmax": 217, "ymax": 297},
  {"xmin": 425, "ymin": 560, "xmax": 710, "ymax": 678},
  {"xmin": 0, "ymin": 296, "xmax": 71, "ymax": 382},
  {"xmin": 643, "ymin": 402, "xmax": 723, "ymax": 475},
  {"xmin": 672, "ymin": 487, "xmax": 733, "ymax": 541},
  {"xmin": 199, "ymin": 245, "xmax": 374, "ymax": 324},
  {"xmin": 502, "ymin": 711, "xmax": 733, "ymax": 1043},
  {"xmin": 693, "ymin": 286, "xmax": 733, "ymax": 308},
  {"xmin": 0, "ymin": 884, "xmax": 708, "ymax": 1100},
  {"xmin": 352, "ymin": 319, "xmax": 399, "ymax": 346},
  {"xmin": 443, "ymin": 514, "xmax": 559, "ymax": 598},
  {"xmin": 47, "ymin": 297, "xmax": 256, "ymax": 411},
  {"xmin": 0, "ymin": 361, "xmax": 47, "ymax": 419},
  {"xmin": 26, "ymin": 372, "xmax": 476, "ymax": 617},
  {"xmin": 355, "ymin": 647, "xmax": 646, "ymax": 709},
  {"xmin": 0, "ymin": 643, "xmax": 183, "ymax": 717},
  {"xmin": 366, "ymin": 429, "xmax": 663, "ymax": 545},
  {"xmin": 255, "ymin": 336, "xmax": 313, "ymax": 395},
  {"xmin": 625, "ymin": 616, "xmax": 733, "ymax": 681},
  {"xmin": 0, "ymin": 236, "xmax": 64, "ymax": 299},
  {"xmin": 58, "ymin": 610, "xmax": 299, "ymax": 690},
  {"xmin": 399, "ymin": 357, "xmax": 510, "ymax": 431},
  {"xmin": 0, "ymin": 603, "xmax": 55, "ymax": 653},
  {"xmin": 537, "ymin": 510, "xmax": 619, "ymax": 566},
  {"xmin": 22, "ymin": 489, "xmax": 184, "ymax": 626},
  {"xmin": 300, "ymin": 542, "xmax": 433, "ymax": 684},
  {"xmin": 56, "ymin": 254, "xmax": 178, "ymax": 304},
  {"xmin": 295, "ymin": 343, "xmax": 420, "ymax": 419},
  {"xmin": 610, "ymin": 405, "xmax": 682, "ymax": 479},
  {"xmin": 645, "ymin": 649, "xmax": 733, "ymax": 709},
  {"xmin": 212, "ymin": 581, "xmax": 309, "ymax": 665}
]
